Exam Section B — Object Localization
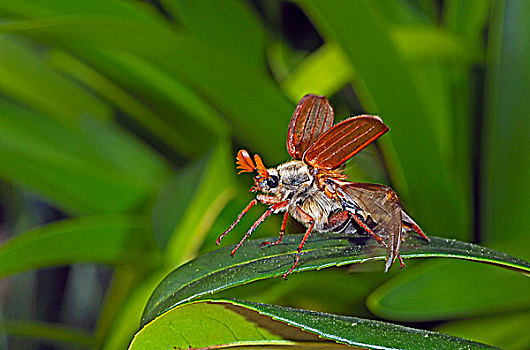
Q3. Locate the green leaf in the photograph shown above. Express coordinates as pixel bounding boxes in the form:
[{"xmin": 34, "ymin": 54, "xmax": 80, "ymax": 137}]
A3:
[
  {"xmin": 163, "ymin": 141, "xmax": 237, "ymax": 267},
  {"xmin": 0, "ymin": 0, "xmax": 163, "ymax": 21},
  {"xmin": 99, "ymin": 269, "xmax": 167, "ymax": 350},
  {"xmin": 132, "ymin": 299, "xmax": 499, "ymax": 350},
  {"xmin": 281, "ymin": 42, "xmax": 354, "ymax": 102},
  {"xmin": 441, "ymin": 0, "xmax": 490, "ymax": 215},
  {"xmin": 51, "ymin": 48, "xmax": 230, "ymax": 158},
  {"xmin": 151, "ymin": 158, "xmax": 207, "ymax": 250},
  {"xmin": 0, "ymin": 99, "xmax": 158, "ymax": 214},
  {"xmin": 75, "ymin": 116, "xmax": 170, "ymax": 188},
  {"xmin": 141, "ymin": 234, "xmax": 530, "ymax": 325},
  {"xmin": 151, "ymin": 141, "xmax": 237, "ymax": 257},
  {"xmin": 482, "ymin": 0, "xmax": 530, "ymax": 242},
  {"xmin": 133, "ymin": 301, "xmax": 287, "ymax": 350},
  {"xmin": 161, "ymin": 0, "xmax": 267, "ymax": 73},
  {"xmin": 0, "ymin": 7, "xmax": 293, "ymax": 163},
  {"xmin": 0, "ymin": 215, "xmax": 160, "ymax": 277},
  {"xmin": 436, "ymin": 311, "xmax": 530, "ymax": 350},
  {"xmin": 46, "ymin": 49, "xmax": 210, "ymax": 158},
  {"xmin": 367, "ymin": 260, "xmax": 530, "ymax": 321},
  {"xmin": 213, "ymin": 269, "xmax": 384, "ymax": 316},
  {"xmin": 443, "ymin": 0, "xmax": 491, "ymax": 45},
  {"xmin": 0, "ymin": 320, "xmax": 93, "ymax": 348},
  {"xmin": 0, "ymin": 35, "xmax": 109, "ymax": 128},
  {"xmin": 392, "ymin": 25, "xmax": 482, "ymax": 63}
]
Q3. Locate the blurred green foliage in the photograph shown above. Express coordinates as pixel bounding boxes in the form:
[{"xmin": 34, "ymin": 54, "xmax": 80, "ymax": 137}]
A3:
[{"xmin": 0, "ymin": 0, "xmax": 528, "ymax": 349}]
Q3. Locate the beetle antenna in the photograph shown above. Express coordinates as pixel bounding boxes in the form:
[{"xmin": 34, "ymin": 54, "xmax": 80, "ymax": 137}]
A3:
[
  {"xmin": 253, "ymin": 154, "xmax": 269, "ymax": 179},
  {"xmin": 236, "ymin": 149, "xmax": 256, "ymax": 174}
]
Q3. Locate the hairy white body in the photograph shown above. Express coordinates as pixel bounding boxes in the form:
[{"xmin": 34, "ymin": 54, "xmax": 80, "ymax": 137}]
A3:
[{"xmin": 258, "ymin": 160, "xmax": 343, "ymax": 232}]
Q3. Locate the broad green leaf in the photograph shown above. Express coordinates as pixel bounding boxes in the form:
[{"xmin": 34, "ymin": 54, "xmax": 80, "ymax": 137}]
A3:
[
  {"xmin": 0, "ymin": 320, "xmax": 93, "ymax": 348},
  {"xmin": 281, "ymin": 42, "xmax": 353, "ymax": 102},
  {"xmin": 46, "ymin": 49, "xmax": 204, "ymax": 157},
  {"xmin": 443, "ymin": 0, "xmax": 491, "ymax": 45},
  {"xmin": 482, "ymin": 0, "xmax": 530, "ymax": 241},
  {"xmin": 161, "ymin": 0, "xmax": 267, "ymax": 73},
  {"xmin": 300, "ymin": 1, "xmax": 468, "ymax": 240},
  {"xmin": 133, "ymin": 301, "xmax": 290, "ymax": 350},
  {"xmin": 93, "ymin": 265, "xmax": 142, "ymax": 347},
  {"xmin": 100, "ymin": 270, "xmax": 167, "ymax": 350},
  {"xmin": 132, "ymin": 299, "xmax": 498, "ymax": 350},
  {"xmin": 442, "ymin": 0, "xmax": 490, "ymax": 218},
  {"xmin": 164, "ymin": 141, "xmax": 237, "ymax": 267},
  {"xmin": 50, "ymin": 48, "xmax": 229, "ymax": 157},
  {"xmin": 367, "ymin": 260, "xmax": 530, "ymax": 321},
  {"xmin": 151, "ymin": 158, "xmax": 207, "ymax": 250},
  {"xmin": 392, "ymin": 25, "xmax": 482, "ymax": 64},
  {"xmin": 151, "ymin": 141, "xmax": 237, "ymax": 257},
  {"xmin": 0, "ymin": 0, "xmax": 163, "ymax": 22},
  {"xmin": 75, "ymin": 116, "xmax": 170, "ymax": 188},
  {"xmin": 0, "ymin": 11, "xmax": 293, "ymax": 163},
  {"xmin": 0, "ymin": 100, "xmax": 154, "ymax": 214},
  {"xmin": 141, "ymin": 234, "xmax": 530, "ymax": 325},
  {"xmin": 281, "ymin": 25, "xmax": 477, "ymax": 104},
  {"xmin": 0, "ymin": 35, "xmax": 109, "ymax": 129},
  {"xmin": 0, "ymin": 215, "xmax": 160, "ymax": 277},
  {"xmin": 213, "ymin": 269, "xmax": 384, "ymax": 316},
  {"xmin": 436, "ymin": 311, "xmax": 530, "ymax": 350}
]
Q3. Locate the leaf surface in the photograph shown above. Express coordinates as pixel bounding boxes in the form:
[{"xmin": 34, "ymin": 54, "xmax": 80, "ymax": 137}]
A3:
[
  {"xmin": 142, "ymin": 234, "xmax": 530, "ymax": 325},
  {"xmin": 367, "ymin": 260, "xmax": 530, "ymax": 321},
  {"xmin": 0, "ymin": 215, "xmax": 160, "ymax": 277},
  {"xmin": 132, "ymin": 299, "xmax": 499, "ymax": 350}
]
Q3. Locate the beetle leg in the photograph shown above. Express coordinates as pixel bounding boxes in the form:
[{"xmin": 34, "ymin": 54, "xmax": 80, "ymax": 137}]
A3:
[
  {"xmin": 231, "ymin": 201, "xmax": 289, "ymax": 256},
  {"xmin": 256, "ymin": 194, "xmax": 284, "ymax": 205},
  {"xmin": 217, "ymin": 199, "xmax": 258, "ymax": 245},
  {"xmin": 350, "ymin": 212, "xmax": 386, "ymax": 246},
  {"xmin": 397, "ymin": 254, "xmax": 405, "ymax": 269},
  {"xmin": 402, "ymin": 210, "xmax": 429, "ymax": 242},
  {"xmin": 324, "ymin": 210, "xmax": 350, "ymax": 232},
  {"xmin": 283, "ymin": 206, "xmax": 315, "ymax": 279},
  {"xmin": 217, "ymin": 195, "xmax": 284, "ymax": 245},
  {"xmin": 261, "ymin": 211, "xmax": 289, "ymax": 248}
]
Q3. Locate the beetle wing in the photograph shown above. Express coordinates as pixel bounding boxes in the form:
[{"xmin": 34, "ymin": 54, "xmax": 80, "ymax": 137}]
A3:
[
  {"xmin": 340, "ymin": 183, "xmax": 402, "ymax": 272},
  {"xmin": 304, "ymin": 115, "xmax": 388, "ymax": 170},
  {"xmin": 287, "ymin": 94, "xmax": 334, "ymax": 160}
]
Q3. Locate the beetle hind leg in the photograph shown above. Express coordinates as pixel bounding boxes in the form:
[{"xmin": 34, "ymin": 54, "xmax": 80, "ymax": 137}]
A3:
[
  {"xmin": 350, "ymin": 212, "xmax": 386, "ymax": 246},
  {"xmin": 402, "ymin": 210, "xmax": 430, "ymax": 242}
]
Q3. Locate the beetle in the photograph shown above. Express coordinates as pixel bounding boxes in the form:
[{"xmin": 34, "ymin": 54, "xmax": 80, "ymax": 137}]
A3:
[{"xmin": 217, "ymin": 94, "xmax": 429, "ymax": 278}]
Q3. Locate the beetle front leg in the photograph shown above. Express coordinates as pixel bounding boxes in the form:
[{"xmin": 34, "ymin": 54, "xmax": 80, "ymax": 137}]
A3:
[
  {"xmin": 217, "ymin": 195, "xmax": 284, "ymax": 245},
  {"xmin": 217, "ymin": 199, "xmax": 258, "ymax": 245},
  {"xmin": 231, "ymin": 200, "xmax": 289, "ymax": 256}
]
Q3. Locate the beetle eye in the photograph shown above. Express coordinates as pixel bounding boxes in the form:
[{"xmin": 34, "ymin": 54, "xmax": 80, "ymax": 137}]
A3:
[{"xmin": 267, "ymin": 175, "xmax": 279, "ymax": 188}]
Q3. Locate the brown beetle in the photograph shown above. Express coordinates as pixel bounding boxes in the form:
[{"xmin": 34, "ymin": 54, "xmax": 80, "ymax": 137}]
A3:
[{"xmin": 217, "ymin": 94, "xmax": 429, "ymax": 278}]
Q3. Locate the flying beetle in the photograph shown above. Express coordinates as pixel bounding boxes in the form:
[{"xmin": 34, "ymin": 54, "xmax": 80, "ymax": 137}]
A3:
[{"xmin": 217, "ymin": 94, "xmax": 430, "ymax": 279}]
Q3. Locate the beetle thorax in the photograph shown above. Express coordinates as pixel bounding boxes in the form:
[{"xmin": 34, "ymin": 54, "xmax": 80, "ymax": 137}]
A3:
[{"xmin": 272, "ymin": 160, "xmax": 315, "ymax": 199}]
